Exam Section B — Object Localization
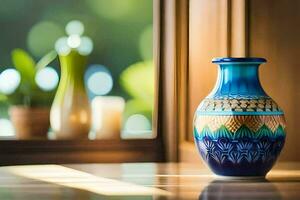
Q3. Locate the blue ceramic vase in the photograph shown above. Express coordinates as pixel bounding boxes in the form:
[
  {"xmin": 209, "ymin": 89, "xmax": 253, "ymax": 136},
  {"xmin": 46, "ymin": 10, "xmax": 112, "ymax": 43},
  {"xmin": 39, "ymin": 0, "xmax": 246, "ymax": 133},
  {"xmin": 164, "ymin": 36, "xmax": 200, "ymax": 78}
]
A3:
[{"xmin": 193, "ymin": 57, "xmax": 286, "ymax": 177}]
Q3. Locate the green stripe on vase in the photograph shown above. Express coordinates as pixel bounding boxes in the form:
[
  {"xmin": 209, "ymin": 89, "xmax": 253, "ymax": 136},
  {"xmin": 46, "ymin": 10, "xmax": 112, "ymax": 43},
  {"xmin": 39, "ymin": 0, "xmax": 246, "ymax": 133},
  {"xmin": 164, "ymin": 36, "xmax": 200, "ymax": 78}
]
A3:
[{"xmin": 194, "ymin": 124, "xmax": 286, "ymax": 140}]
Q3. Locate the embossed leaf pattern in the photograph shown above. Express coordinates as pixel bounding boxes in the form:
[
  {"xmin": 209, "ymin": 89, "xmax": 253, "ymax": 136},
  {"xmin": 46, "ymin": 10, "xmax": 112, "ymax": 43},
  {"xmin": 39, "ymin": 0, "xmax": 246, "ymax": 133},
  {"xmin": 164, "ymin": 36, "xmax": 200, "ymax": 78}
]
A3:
[
  {"xmin": 247, "ymin": 150, "xmax": 259, "ymax": 162},
  {"xmin": 203, "ymin": 139, "xmax": 215, "ymax": 160},
  {"xmin": 216, "ymin": 139, "xmax": 233, "ymax": 154},
  {"xmin": 237, "ymin": 141, "xmax": 253, "ymax": 152},
  {"xmin": 211, "ymin": 150, "xmax": 222, "ymax": 163},
  {"xmin": 228, "ymin": 151, "xmax": 244, "ymax": 164},
  {"xmin": 197, "ymin": 137, "xmax": 284, "ymax": 165},
  {"xmin": 257, "ymin": 141, "xmax": 271, "ymax": 162}
]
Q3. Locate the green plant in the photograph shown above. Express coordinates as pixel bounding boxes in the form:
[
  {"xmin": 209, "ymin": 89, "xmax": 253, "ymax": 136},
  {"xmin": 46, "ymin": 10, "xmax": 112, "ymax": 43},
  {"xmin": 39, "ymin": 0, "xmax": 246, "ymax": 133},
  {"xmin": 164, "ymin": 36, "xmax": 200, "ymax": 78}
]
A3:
[
  {"xmin": 120, "ymin": 61, "xmax": 154, "ymax": 122},
  {"xmin": 0, "ymin": 94, "xmax": 7, "ymax": 102},
  {"xmin": 1, "ymin": 49, "xmax": 57, "ymax": 107}
]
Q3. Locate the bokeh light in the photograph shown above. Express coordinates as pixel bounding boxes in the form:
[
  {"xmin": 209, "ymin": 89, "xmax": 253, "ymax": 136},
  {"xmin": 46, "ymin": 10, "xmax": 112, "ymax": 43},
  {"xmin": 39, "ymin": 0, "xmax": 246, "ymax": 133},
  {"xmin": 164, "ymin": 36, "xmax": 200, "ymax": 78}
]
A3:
[
  {"xmin": 27, "ymin": 21, "xmax": 64, "ymax": 57},
  {"xmin": 0, "ymin": 69, "xmax": 21, "ymax": 95},
  {"xmin": 55, "ymin": 37, "xmax": 71, "ymax": 56},
  {"xmin": 0, "ymin": 119, "xmax": 15, "ymax": 137},
  {"xmin": 78, "ymin": 36, "xmax": 93, "ymax": 56},
  {"xmin": 35, "ymin": 67, "xmax": 59, "ymax": 91},
  {"xmin": 55, "ymin": 20, "xmax": 93, "ymax": 56},
  {"xmin": 65, "ymin": 20, "xmax": 84, "ymax": 36},
  {"xmin": 85, "ymin": 65, "xmax": 113, "ymax": 96},
  {"xmin": 67, "ymin": 35, "xmax": 81, "ymax": 48},
  {"xmin": 123, "ymin": 99, "xmax": 153, "ymax": 123},
  {"xmin": 139, "ymin": 25, "xmax": 153, "ymax": 60},
  {"xmin": 120, "ymin": 61, "xmax": 154, "ymax": 99},
  {"xmin": 0, "ymin": 0, "xmax": 155, "ymax": 139},
  {"xmin": 124, "ymin": 114, "xmax": 151, "ymax": 131}
]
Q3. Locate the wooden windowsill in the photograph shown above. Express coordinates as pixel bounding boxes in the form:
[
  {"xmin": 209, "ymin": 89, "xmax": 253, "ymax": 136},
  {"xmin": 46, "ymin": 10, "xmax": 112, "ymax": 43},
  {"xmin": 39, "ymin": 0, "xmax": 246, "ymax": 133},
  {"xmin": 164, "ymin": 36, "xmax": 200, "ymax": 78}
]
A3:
[{"xmin": 0, "ymin": 139, "xmax": 165, "ymax": 165}]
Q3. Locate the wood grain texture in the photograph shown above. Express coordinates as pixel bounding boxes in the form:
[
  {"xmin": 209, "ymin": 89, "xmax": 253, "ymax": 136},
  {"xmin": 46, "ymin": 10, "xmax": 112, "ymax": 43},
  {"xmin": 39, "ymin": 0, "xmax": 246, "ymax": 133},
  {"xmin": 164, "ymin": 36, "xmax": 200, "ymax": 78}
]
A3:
[
  {"xmin": 248, "ymin": 0, "xmax": 300, "ymax": 161},
  {"xmin": 0, "ymin": 139, "xmax": 164, "ymax": 165},
  {"xmin": 230, "ymin": 0, "xmax": 248, "ymax": 56},
  {"xmin": 0, "ymin": 162, "xmax": 298, "ymax": 199},
  {"xmin": 158, "ymin": 0, "xmax": 179, "ymax": 162},
  {"xmin": 158, "ymin": 0, "xmax": 189, "ymax": 161}
]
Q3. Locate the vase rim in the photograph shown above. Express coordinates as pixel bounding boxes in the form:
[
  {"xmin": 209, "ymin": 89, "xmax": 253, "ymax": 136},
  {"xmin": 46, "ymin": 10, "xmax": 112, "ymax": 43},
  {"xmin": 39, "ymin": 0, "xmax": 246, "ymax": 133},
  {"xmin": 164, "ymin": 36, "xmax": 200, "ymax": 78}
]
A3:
[{"xmin": 212, "ymin": 57, "xmax": 267, "ymax": 64}]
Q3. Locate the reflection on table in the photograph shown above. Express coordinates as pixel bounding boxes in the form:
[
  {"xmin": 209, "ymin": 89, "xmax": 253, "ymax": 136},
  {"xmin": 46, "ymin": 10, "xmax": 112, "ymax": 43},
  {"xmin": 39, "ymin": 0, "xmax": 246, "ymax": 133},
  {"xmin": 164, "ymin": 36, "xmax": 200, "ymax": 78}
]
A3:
[{"xmin": 0, "ymin": 162, "xmax": 298, "ymax": 199}]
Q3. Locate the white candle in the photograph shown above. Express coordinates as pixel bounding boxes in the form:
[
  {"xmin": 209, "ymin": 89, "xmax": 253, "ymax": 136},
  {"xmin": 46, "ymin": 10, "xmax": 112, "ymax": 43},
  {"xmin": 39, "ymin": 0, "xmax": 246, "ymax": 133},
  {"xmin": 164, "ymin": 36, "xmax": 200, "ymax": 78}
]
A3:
[{"xmin": 91, "ymin": 96, "xmax": 125, "ymax": 140}]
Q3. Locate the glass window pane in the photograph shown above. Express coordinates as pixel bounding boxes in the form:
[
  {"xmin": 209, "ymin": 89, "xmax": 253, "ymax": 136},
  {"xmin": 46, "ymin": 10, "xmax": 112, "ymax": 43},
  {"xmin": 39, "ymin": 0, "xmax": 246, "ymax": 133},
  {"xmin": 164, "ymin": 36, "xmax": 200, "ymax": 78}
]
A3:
[{"xmin": 0, "ymin": 0, "xmax": 154, "ymax": 140}]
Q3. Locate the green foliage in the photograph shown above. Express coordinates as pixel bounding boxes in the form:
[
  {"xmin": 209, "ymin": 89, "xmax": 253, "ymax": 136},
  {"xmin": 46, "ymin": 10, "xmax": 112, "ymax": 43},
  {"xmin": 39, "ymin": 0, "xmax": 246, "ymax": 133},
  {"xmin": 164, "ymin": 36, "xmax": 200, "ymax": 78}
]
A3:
[
  {"xmin": 120, "ymin": 61, "xmax": 154, "ymax": 122},
  {"xmin": 0, "ymin": 98, "xmax": 9, "ymax": 118},
  {"xmin": 36, "ymin": 50, "xmax": 57, "ymax": 71},
  {"xmin": 1, "ymin": 49, "xmax": 57, "ymax": 107},
  {"xmin": 120, "ymin": 61, "xmax": 154, "ymax": 100},
  {"xmin": 0, "ymin": 94, "xmax": 7, "ymax": 102},
  {"xmin": 27, "ymin": 21, "xmax": 64, "ymax": 57},
  {"xmin": 139, "ymin": 25, "xmax": 153, "ymax": 60},
  {"xmin": 11, "ymin": 48, "xmax": 36, "ymax": 87},
  {"xmin": 123, "ymin": 99, "xmax": 153, "ymax": 122}
]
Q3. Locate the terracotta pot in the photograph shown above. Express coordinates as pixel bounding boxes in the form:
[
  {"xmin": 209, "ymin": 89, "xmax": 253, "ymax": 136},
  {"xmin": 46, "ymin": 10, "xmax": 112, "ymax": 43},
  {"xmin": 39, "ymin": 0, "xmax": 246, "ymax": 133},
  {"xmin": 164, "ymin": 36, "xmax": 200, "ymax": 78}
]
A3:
[{"xmin": 9, "ymin": 106, "xmax": 50, "ymax": 140}]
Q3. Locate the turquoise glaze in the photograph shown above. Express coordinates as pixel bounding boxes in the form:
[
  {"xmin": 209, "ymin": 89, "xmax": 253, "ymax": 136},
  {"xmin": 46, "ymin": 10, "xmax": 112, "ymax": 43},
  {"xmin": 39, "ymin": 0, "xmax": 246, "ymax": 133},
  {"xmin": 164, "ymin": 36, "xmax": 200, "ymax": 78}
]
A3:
[
  {"xmin": 193, "ymin": 57, "xmax": 286, "ymax": 177},
  {"xmin": 209, "ymin": 61, "xmax": 267, "ymax": 98}
]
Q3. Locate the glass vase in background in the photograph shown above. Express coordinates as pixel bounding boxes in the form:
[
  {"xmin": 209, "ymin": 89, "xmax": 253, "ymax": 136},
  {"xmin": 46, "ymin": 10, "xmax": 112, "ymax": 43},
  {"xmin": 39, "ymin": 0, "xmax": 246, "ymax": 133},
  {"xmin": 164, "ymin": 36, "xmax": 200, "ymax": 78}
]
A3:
[{"xmin": 50, "ymin": 21, "xmax": 93, "ymax": 139}]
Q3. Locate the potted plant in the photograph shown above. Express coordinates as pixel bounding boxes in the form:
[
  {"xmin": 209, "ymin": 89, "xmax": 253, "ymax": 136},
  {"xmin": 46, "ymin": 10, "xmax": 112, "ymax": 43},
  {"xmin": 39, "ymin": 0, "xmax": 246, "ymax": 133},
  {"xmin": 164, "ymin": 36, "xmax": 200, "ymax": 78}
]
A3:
[{"xmin": 0, "ymin": 49, "xmax": 57, "ymax": 139}]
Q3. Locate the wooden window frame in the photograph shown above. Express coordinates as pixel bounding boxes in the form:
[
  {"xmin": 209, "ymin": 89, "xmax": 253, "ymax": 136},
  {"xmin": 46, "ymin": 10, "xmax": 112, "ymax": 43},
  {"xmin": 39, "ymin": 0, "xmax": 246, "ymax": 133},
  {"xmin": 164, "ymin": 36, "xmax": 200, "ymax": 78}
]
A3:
[
  {"xmin": 0, "ymin": 0, "xmax": 168, "ymax": 165},
  {"xmin": 1, "ymin": 0, "xmax": 242, "ymax": 164}
]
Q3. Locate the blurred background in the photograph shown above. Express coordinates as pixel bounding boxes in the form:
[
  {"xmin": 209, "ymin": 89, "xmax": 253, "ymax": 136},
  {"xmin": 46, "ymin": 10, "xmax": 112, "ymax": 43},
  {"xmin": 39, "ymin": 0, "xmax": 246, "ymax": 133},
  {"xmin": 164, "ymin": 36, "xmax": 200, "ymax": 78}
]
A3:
[{"xmin": 0, "ymin": 0, "xmax": 154, "ymax": 139}]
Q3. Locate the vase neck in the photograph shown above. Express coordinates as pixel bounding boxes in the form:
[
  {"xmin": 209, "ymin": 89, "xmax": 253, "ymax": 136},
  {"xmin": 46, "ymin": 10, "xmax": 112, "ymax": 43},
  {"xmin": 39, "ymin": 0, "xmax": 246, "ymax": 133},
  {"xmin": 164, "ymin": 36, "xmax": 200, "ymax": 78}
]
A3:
[
  {"xmin": 208, "ymin": 63, "xmax": 267, "ymax": 98},
  {"xmin": 59, "ymin": 51, "xmax": 87, "ymax": 86}
]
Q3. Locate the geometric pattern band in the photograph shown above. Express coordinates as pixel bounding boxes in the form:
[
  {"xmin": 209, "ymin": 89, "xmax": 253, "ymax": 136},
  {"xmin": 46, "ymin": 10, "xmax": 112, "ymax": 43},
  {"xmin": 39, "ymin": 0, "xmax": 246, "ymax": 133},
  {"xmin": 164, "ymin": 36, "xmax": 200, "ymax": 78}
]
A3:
[
  {"xmin": 198, "ymin": 98, "xmax": 283, "ymax": 113},
  {"xmin": 195, "ymin": 115, "xmax": 286, "ymax": 133}
]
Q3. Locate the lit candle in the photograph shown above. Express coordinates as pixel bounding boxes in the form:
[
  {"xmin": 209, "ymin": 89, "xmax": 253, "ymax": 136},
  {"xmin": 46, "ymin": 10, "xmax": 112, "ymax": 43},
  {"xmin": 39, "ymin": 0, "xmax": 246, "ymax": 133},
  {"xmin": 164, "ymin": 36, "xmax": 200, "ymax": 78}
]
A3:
[{"xmin": 91, "ymin": 96, "xmax": 125, "ymax": 139}]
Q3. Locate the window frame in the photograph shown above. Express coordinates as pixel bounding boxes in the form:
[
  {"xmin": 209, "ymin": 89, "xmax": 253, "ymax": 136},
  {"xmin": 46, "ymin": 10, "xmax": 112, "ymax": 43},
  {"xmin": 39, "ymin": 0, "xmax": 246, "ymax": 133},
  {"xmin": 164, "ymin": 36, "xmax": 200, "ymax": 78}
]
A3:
[{"xmin": 0, "ymin": 0, "xmax": 167, "ymax": 165}]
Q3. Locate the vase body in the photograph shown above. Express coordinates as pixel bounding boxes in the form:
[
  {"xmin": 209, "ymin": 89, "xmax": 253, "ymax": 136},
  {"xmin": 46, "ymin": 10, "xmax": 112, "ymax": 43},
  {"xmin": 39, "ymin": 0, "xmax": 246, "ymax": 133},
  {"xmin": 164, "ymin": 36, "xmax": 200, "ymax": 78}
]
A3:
[
  {"xmin": 50, "ymin": 51, "xmax": 91, "ymax": 139},
  {"xmin": 193, "ymin": 58, "xmax": 286, "ymax": 177}
]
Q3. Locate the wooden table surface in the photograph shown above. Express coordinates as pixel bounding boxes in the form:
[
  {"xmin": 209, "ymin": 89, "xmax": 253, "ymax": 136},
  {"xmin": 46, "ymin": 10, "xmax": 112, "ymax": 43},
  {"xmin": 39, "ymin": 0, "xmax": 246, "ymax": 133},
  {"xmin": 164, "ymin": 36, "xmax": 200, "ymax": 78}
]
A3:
[{"xmin": 0, "ymin": 162, "xmax": 299, "ymax": 199}]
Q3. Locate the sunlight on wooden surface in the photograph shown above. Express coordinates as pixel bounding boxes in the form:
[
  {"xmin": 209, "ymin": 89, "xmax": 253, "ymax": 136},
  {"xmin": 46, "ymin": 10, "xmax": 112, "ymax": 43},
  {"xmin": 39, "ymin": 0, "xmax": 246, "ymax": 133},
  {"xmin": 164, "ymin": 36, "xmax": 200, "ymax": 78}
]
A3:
[{"xmin": 5, "ymin": 165, "xmax": 171, "ymax": 196}]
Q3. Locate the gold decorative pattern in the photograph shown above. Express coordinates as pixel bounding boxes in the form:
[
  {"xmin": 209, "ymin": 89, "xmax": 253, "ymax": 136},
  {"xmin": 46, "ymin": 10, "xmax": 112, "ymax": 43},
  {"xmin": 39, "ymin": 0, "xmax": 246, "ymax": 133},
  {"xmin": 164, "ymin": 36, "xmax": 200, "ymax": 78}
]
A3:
[
  {"xmin": 199, "ymin": 98, "xmax": 282, "ymax": 113},
  {"xmin": 195, "ymin": 115, "xmax": 286, "ymax": 134}
]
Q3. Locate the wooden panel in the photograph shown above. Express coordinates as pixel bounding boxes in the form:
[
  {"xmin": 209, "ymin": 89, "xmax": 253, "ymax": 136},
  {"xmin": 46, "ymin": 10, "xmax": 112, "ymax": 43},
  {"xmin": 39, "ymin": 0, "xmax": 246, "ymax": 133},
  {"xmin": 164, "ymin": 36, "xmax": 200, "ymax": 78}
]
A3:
[
  {"xmin": 248, "ymin": 0, "xmax": 300, "ymax": 161},
  {"xmin": 158, "ymin": 0, "xmax": 179, "ymax": 161},
  {"xmin": 179, "ymin": 142, "xmax": 202, "ymax": 163},
  {"xmin": 188, "ymin": 0, "xmax": 230, "ymax": 142},
  {"xmin": 230, "ymin": 0, "xmax": 248, "ymax": 56},
  {"xmin": 0, "ymin": 139, "xmax": 164, "ymax": 165},
  {"xmin": 158, "ymin": 0, "xmax": 189, "ymax": 161}
]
